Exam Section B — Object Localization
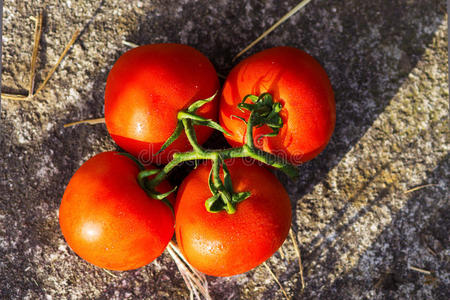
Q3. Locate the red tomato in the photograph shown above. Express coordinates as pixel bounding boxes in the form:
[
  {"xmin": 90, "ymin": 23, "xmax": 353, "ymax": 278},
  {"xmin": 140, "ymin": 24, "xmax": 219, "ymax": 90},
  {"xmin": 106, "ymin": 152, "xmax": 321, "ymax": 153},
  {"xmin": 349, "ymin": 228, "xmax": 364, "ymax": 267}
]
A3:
[
  {"xmin": 105, "ymin": 44, "xmax": 219, "ymax": 165},
  {"xmin": 175, "ymin": 159, "xmax": 292, "ymax": 277},
  {"xmin": 59, "ymin": 151, "xmax": 174, "ymax": 271},
  {"xmin": 220, "ymin": 46, "xmax": 335, "ymax": 164}
]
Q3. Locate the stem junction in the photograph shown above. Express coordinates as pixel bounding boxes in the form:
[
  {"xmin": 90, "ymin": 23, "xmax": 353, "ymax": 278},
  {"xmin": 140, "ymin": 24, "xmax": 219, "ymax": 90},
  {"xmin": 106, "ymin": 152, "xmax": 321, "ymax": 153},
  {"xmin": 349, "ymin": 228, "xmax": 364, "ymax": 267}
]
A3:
[{"xmin": 132, "ymin": 92, "xmax": 297, "ymax": 214}]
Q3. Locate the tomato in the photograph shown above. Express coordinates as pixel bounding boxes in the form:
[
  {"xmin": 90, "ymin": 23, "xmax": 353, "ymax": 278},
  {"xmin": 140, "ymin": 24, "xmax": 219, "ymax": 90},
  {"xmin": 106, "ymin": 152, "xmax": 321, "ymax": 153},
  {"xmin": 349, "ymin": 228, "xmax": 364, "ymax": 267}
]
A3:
[
  {"xmin": 105, "ymin": 44, "xmax": 219, "ymax": 165},
  {"xmin": 219, "ymin": 46, "xmax": 335, "ymax": 164},
  {"xmin": 174, "ymin": 159, "xmax": 292, "ymax": 277},
  {"xmin": 59, "ymin": 151, "xmax": 174, "ymax": 271}
]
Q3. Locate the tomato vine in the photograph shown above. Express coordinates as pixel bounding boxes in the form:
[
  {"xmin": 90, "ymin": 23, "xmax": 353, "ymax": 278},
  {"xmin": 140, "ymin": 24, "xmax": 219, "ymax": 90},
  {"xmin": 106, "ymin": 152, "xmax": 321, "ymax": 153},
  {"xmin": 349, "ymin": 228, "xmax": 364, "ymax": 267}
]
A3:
[{"xmin": 136, "ymin": 92, "xmax": 298, "ymax": 214}]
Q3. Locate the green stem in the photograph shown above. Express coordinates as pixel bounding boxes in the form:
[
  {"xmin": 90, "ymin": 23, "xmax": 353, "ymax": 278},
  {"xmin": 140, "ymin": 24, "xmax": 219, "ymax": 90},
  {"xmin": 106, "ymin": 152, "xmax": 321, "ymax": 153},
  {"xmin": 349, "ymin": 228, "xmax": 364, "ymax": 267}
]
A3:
[
  {"xmin": 147, "ymin": 144, "xmax": 297, "ymax": 188},
  {"xmin": 247, "ymin": 147, "xmax": 298, "ymax": 177},
  {"xmin": 245, "ymin": 112, "xmax": 255, "ymax": 148},
  {"xmin": 143, "ymin": 92, "xmax": 299, "ymax": 215},
  {"xmin": 210, "ymin": 156, "xmax": 235, "ymax": 214},
  {"xmin": 137, "ymin": 169, "xmax": 160, "ymax": 189},
  {"xmin": 181, "ymin": 118, "xmax": 205, "ymax": 154},
  {"xmin": 211, "ymin": 156, "xmax": 222, "ymax": 190}
]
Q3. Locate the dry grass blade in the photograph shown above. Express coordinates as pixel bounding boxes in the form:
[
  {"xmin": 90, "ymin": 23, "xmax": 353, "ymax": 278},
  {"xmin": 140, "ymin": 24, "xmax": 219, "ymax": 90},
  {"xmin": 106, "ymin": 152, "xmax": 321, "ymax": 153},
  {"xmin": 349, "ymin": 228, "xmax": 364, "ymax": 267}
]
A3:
[
  {"xmin": 425, "ymin": 245, "xmax": 438, "ymax": 257},
  {"xmin": 34, "ymin": 28, "xmax": 81, "ymax": 96},
  {"xmin": 168, "ymin": 242, "xmax": 209, "ymax": 290},
  {"xmin": 122, "ymin": 40, "xmax": 139, "ymax": 48},
  {"xmin": 166, "ymin": 246, "xmax": 208, "ymax": 300},
  {"xmin": 420, "ymin": 233, "xmax": 438, "ymax": 257},
  {"xmin": 31, "ymin": 278, "xmax": 39, "ymax": 287},
  {"xmin": 64, "ymin": 117, "xmax": 105, "ymax": 128},
  {"xmin": 232, "ymin": 0, "xmax": 313, "ymax": 62},
  {"xmin": 1, "ymin": 94, "xmax": 31, "ymax": 101},
  {"xmin": 167, "ymin": 248, "xmax": 195, "ymax": 299},
  {"xmin": 263, "ymin": 262, "xmax": 290, "ymax": 300},
  {"xmin": 103, "ymin": 269, "xmax": 118, "ymax": 278},
  {"xmin": 289, "ymin": 228, "xmax": 305, "ymax": 292},
  {"xmin": 167, "ymin": 242, "xmax": 211, "ymax": 300},
  {"xmin": 278, "ymin": 245, "xmax": 286, "ymax": 260},
  {"xmin": 408, "ymin": 266, "xmax": 432, "ymax": 275},
  {"xmin": 404, "ymin": 183, "xmax": 437, "ymax": 194},
  {"xmin": 3, "ymin": 16, "xmax": 79, "ymax": 101},
  {"xmin": 28, "ymin": 12, "xmax": 43, "ymax": 96},
  {"xmin": 167, "ymin": 248, "xmax": 200, "ymax": 300},
  {"xmin": 1, "ymin": 13, "xmax": 42, "ymax": 101}
]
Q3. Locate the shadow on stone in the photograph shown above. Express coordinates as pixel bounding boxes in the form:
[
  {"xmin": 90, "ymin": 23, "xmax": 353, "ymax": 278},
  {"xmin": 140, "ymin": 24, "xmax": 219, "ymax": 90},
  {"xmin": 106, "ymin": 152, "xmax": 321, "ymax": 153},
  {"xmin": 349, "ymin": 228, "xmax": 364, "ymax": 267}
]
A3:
[
  {"xmin": 0, "ymin": 0, "xmax": 446, "ymax": 298},
  {"xmin": 315, "ymin": 154, "xmax": 449, "ymax": 299}
]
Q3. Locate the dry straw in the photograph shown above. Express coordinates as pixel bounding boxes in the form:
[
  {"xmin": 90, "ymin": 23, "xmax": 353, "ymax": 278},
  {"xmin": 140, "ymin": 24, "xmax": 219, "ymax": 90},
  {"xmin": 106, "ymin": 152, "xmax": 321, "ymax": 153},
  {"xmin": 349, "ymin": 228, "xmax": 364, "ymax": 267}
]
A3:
[
  {"xmin": 1, "ymin": 12, "xmax": 80, "ymax": 101},
  {"xmin": 232, "ymin": 0, "xmax": 313, "ymax": 62}
]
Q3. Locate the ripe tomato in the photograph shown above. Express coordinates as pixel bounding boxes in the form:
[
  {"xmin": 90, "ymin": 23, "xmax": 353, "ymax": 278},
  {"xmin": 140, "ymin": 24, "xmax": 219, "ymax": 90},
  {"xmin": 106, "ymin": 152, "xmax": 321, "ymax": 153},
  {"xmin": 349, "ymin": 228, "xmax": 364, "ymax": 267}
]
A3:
[
  {"xmin": 59, "ymin": 151, "xmax": 174, "ymax": 271},
  {"xmin": 220, "ymin": 46, "xmax": 335, "ymax": 164},
  {"xmin": 175, "ymin": 159, "xmax": 292, "ymax": 277},
  {"xmin": 105, "ymin": 44, "xmax": 219, "ymax": 165}
]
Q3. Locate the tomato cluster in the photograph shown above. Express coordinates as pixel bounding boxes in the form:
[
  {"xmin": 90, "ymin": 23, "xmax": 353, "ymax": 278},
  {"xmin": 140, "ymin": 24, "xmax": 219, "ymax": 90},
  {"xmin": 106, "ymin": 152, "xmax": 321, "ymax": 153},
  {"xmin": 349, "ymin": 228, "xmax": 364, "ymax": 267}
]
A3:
[{"xmin": 59, "ymin": 44, "xmax": 335, "ymax": 276}]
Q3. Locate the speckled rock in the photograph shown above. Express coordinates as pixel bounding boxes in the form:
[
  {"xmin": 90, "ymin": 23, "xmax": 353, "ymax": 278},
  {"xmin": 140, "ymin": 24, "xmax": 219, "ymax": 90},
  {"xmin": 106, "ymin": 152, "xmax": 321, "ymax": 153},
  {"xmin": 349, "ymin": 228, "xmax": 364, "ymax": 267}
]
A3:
[{"xmin": 0, "ymin": 0, "xmax": 448, "ymax": 299}]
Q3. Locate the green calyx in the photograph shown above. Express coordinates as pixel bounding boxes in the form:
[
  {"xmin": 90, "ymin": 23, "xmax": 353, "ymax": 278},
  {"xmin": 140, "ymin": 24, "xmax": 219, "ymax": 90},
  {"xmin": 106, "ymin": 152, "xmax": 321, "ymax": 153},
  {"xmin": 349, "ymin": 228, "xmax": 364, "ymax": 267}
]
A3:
[
  {"xmin": 129, "ymin": 91, "xmax": 297, "ymax": 215},
  {"xmin": 116, "ymin": 152, "xmax": 175, "ymax": 214},
  {"xmin": 205, "ymin": 156, "xmax": 251, "ymax": 214},
  {"xmin": 237, "ymin": 93, "xmax": 283, "ymax": 141}
]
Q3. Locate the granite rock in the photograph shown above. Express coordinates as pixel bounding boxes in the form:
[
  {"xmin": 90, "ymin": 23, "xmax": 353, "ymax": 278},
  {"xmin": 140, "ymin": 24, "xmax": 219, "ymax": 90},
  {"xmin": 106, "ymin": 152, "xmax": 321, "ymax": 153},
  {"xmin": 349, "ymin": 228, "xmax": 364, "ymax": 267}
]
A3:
[{"xmin": 0, "ymin": 0, "xmax": 448, "ymax": 299}]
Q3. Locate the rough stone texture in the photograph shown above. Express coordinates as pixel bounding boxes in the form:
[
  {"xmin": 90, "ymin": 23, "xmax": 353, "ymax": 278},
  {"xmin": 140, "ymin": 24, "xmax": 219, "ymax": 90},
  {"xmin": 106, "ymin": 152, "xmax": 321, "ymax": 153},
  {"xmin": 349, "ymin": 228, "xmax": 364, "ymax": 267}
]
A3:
[{"xmin": 0, "ymin": 0, "xmax": 448, "ymax": 299}]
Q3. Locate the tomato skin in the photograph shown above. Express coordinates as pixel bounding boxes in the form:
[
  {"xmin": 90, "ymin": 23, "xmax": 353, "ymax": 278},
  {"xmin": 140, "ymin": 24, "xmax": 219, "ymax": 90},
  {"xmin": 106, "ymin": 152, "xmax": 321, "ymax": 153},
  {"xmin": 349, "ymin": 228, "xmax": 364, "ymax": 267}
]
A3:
[
  {"xmin": 220, "ymin": 46, "xmax": 335, "ymax": 164},
  {"xmin": 105, "ymin": 44, "xmax": 219, "ymax": 165},
  {"xmin": 59, "ymin": 151, "xmax": 174, "ymax": 271},
  {"xmin": 175, "ymin": 159, "xmax": 292, "ymax": 277}
]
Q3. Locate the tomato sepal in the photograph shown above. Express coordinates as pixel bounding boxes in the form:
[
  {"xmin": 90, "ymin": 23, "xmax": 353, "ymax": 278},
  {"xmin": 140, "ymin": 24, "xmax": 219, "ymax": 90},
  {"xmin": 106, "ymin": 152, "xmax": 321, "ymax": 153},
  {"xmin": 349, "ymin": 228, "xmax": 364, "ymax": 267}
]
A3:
[
  {"xmin": 115, "ymin": 153, "xmax": 176, "ymax": 214},
  {"xmin": 154, "ymin": 121, "xmax": 184, "ymax": 156},
  {"xmin": 155, "ymin": 91, "xmax": 229, "ymax": 156},
  {"xmin": 204, "ymin": 157, "xmax": 251, "ymax": 214},
  {"xmin": 237, "ymin": 93, "xmax": 284, "ymax": 142},
  {"xmin": 186, "ymin": 91, "xmax": 217, "ymax": 113}
]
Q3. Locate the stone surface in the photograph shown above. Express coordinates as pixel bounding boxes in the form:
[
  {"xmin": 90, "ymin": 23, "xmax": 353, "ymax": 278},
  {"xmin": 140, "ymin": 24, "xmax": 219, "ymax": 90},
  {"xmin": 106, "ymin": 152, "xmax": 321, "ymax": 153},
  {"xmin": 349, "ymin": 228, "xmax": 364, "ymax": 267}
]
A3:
[{"xmin": 0, "ymin": 0, "xmax": 448, "ymax": 299}]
